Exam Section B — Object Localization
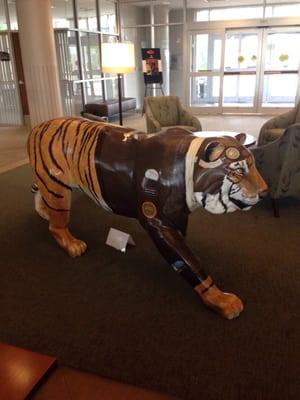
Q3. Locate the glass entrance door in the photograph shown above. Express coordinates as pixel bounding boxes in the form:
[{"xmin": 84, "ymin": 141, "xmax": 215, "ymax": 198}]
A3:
[
  {"xmin": 187, "ymin": 26, "xmax": 300, "ymax": 113},
  {"xmin": 188, "ymin": 30, "xmax": 223, "ymax": 112},
  {"xmin": 222, "ymin": 29, "xmax": 261, "ymax": 112},
  {"xmin": 260, "ymin": 28, "xmax": 300, "ymax": 110}
]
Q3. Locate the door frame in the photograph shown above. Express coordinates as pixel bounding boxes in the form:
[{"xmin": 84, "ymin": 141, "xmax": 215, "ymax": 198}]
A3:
[
  {"xmin": 221, "ymin": 27, "xmax": 263, "ymax": 114},
  {"xmin": 258, "ymin": 26, "xmax": 300, "ymax": 113},
  {"xmin": 187, "ymin": 28, "xmax": 225, "ymax": 114}
]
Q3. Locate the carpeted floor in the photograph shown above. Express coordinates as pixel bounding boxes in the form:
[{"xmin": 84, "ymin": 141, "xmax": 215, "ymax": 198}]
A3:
[{"xmin": 0, "ymin": 165, "xmax": 299, "ymax": 400}]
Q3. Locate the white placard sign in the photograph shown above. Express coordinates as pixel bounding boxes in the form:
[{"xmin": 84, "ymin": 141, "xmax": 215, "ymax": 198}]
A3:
[{"xmin": 106, "ymin": 228, "xmax": 135, "ymax": 253}]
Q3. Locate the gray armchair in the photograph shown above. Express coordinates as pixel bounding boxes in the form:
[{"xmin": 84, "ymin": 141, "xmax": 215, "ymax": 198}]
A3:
[
  {"xmin": 252, "ymin": 123, "xmax": 300, "ymax": 216},
  {"xmin": 144, "ymin": 96, "xmax": 201, "ymax": 134},
  {"xmin": 258, "ymin": 101, "xmax": 300, "ymax": 146}
]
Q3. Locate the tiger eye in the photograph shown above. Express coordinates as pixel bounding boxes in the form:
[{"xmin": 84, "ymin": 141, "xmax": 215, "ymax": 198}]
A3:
[
  {"xmin": 235, "ymin": 168, "xmax": 243, "ymax": 176},
  {"xmin": 226, "ymin": 147, "xmax": 240, "ymax": 160}
]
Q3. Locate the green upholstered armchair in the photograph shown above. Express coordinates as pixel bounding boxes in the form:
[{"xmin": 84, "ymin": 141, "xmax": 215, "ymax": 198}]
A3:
[
  {"xmin": 144, "ymin": 96, "xmax": 202, "ymax": 134},
  {"xmin": 252, "ymin": 123, "xmax": 300, "ymax": 217},
  {"xmin": 258, "ymin": 101, "xmax": 300, "ymax": 146}
]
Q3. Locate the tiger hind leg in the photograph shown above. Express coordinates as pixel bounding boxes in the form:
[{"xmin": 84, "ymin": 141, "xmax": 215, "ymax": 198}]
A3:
[
  {"xmin": 32, "ymin": 184, "xmax": 49, "ymax": 221},
  {"xmin": 35, "ymin": 181, "xmax": 87, "ymax": 258}
]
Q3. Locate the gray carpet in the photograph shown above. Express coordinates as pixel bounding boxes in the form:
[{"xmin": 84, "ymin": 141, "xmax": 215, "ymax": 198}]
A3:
[{"xmin": 0, "ymin": 165, "xmax": 299, "ymax": 400}]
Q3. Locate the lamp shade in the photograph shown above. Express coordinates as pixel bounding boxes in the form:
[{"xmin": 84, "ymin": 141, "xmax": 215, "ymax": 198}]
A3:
[{"xmin": 101, "ymin": 42, "xmax": 135, "ymax": 74}]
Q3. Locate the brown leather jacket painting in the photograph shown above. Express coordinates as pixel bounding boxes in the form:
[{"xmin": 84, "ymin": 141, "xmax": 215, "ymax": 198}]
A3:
[{"xmin": 28, "ymin": 118, "xmax": 268, "ymax": 319}]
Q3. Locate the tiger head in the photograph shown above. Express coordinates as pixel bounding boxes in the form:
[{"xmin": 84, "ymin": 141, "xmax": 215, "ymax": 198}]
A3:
[{"xmin": 189, "ymin": 134, "xmax": 268, "ymax": 214}]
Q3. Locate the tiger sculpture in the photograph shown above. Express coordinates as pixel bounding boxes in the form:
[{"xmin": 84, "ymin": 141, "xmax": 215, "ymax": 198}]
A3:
[{"xmin": 28, "ymin": 117, "xmax": 268, "ymax": 320}]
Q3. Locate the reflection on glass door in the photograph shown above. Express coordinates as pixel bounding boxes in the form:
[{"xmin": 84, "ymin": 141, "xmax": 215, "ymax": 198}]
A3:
[
  {"xmin": 223, "ymin": 30, "xmax": 260, "ymax": 110},
  {"xmin": 261, "ymin": 29, "xmax": 300, "ymax": 108},
  {"xmin": 189, "ymin": 31, "xmax": 223, "ymax": 109}
]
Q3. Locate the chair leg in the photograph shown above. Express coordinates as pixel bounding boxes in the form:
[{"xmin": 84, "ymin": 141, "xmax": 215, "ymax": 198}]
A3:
[{"xmin": 271, "ymin": 198, "xmax": 280, "ymax": 218}]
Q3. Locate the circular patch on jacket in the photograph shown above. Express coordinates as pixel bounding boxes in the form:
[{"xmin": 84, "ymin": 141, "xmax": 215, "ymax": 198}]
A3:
[{"xmin": 142, "ymin": 201, "xmax": 157, "ymax": 219}]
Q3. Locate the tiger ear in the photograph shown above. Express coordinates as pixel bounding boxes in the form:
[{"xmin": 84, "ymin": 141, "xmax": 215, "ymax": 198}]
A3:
[
  {"xmin": 205, "ymin": 141, "xmax": 225, "ymax": 162},
  {"xmin": 235, "ymin": 133, "xmax": 246, "ymax": 145}
]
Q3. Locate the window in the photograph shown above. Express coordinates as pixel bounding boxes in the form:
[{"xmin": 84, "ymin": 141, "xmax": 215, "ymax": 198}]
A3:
[
  {"xmin": 0, "ymin": 0, "xmax": 7, "ymax": 30},
  {"xmin": 194, "ymin": 2, "xmax": 300, "ymax": 22},
  {"xmin": 77, "ymin": 0, "xmax": 98, "ymax": 31},
  {"xmin": 52, "ymin": 0, "xmax": 119, "ymax": 115},
  {"xmin": 52, "ymin": 0, "xmax": 75, "ymax": 28},
  {"xmin": 120, "ymin": 0, "xmax": 184, "ymax": 109},
  {"xmin": 99, "ymin": 0, "xmax": 117, "ymax": 33},
  {"xmin": 266, "ymin": 3, "xmax": 300, "ymax": 18},
  {"xmin": 153, "ymin": 0, "xmax": 184, "ymax": 24},
  {"xmin": 196, "ymin": 6, "xmax": 263, "ymax": 22},
  {"xmin": 120, "ymin": 1, "xmax": 151, "ymax": 27}
]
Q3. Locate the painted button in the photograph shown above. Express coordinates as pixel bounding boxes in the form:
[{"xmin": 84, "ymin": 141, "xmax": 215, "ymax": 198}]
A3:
[
  {"xmin": 145, "ymin": 168, "xmax": 159, "ymax": 181},
  {"xmin": 226, "ymin": 147, "xmax": 240, "ymax": 160},
  {"xmin": 142, "ymin": 201, "xmax": 157, "ymax": 219}
]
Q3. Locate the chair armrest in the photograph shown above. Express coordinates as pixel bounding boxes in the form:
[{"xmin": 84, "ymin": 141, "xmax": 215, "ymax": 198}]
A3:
[
  {"xmin": 144, "ymin": 101, "xmax": 161, "ymax": 133},
  {"xmin": 261, "ymin": 109, "xmax": 296, "ymax": 131},
  {"xmin": 147, "ymin": 111, "xmax": 161, "ymax": 128},
  {"xmin": 178, "ymin": 105, "xmax": 202, "ymax": 131},
  {"xmin": 258, "ymin": 108, "xmax": 297, "ymax": 145}
]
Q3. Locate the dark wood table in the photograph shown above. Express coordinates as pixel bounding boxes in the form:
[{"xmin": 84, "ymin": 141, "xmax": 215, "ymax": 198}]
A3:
[
  {"xmin": 0, "ymin": 343, "xmax": 56, "ymax": 400},
  {"xmin": 194, "ymin": 131, "xmax": 257, "ymax": 147}
]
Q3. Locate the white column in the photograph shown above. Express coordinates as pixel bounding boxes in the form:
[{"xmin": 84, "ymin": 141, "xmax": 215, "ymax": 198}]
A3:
[
  {"xmin": 16, "ymin": 0, "xmax": 63, "ymax": 127},
  {"xmin": 153, "ymin": 5, "xmax": 170, "ymax": 95}
]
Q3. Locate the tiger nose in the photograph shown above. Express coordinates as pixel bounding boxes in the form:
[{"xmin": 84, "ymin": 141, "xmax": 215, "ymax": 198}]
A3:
[{"xmin": 258, "ymin": 188, "xmax": 268, "ymax": 199}]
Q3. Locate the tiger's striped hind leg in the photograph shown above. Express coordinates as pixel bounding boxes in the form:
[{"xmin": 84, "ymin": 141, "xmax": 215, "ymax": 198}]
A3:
[
  {"xmin": 35, "ymin": 180, "xmax": 87, "ymax": 258},
  {"xmin": 32, "ymin": 184, "xmax": 49, "ymax": 220}
]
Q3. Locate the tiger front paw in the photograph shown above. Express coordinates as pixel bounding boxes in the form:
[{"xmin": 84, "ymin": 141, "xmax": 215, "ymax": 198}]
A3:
[
  {"xmin": 195, "ymin": 277, "xmax": 244, "ymax": 320},
  {"xmin": 66, "ymin": 238, "xmax": 87, "ymax": 258},
  {"xmin": 49, "ymin": 226, "xmax": 87, "ymax": 257}
]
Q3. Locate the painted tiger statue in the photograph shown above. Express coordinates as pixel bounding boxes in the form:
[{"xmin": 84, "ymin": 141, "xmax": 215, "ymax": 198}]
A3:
[{"xmin": 28, "ymin": 117, "xmax": 267, "ymax": 320}]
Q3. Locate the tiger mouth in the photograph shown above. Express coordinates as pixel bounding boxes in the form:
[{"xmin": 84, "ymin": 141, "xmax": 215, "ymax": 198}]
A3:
[{"xmin": 229, "ymin": 196, "xmax": 258, "ymax": 209}]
